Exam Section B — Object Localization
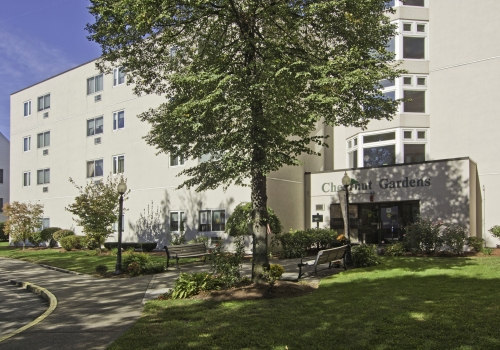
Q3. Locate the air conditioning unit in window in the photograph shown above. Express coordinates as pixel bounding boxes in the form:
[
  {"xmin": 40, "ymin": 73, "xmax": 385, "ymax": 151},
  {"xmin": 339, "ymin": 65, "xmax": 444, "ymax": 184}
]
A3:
[
  {"xmin": 43, "ymin": 112, "xmax": 49, "ymax": 118},
  {"xmin": 43, "ymin": 149, "xmax": 49, "ymax": 156},
  {"xmin": 94, "ymin": 137, "xmax": 101, "ymax": 145},
  {"xmin": 94, "ymin": 180, "xmax": 102, "ymax": 185},
  {"xmin": 43, "ymin": 187, "xmax": 48, "ymax": 193},
  {"xmin": 94, "ymin": 94, "xmax": 102, "ymax": 102},
  {"xmin": 315, "ymin": 204, "xmax": 325, "ymax": 211}
]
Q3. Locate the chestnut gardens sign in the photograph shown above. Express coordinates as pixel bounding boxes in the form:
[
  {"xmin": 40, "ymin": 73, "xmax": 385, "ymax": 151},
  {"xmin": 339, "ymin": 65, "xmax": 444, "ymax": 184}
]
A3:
[{"xmin": 321, "ymin": 176, "xmax": 432, "ymax": 193}]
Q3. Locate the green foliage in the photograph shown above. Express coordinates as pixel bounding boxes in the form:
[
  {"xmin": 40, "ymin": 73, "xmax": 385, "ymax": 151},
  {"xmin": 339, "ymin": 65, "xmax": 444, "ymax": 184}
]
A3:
[
  {"xmin": 187, "ymin": 236, "xmax": 209, "ymax": 246},
  {"xmin": 170, "ymin": 232, "xmax": 186, "ymax": 245},
  {"xmin": 225, "ymin": 203, "xmax": 283, "ymax": 237},
  {"xmin": 404, "ymin": 218, "xmax": 444, "ymax": 254},
  {"xmin": 170, "ymin": 272, "xmax": 219, "ymax": 299},
  {"xmin": 385, "ymin": 242, "xmax": 406, "ymax": 257},
  {"xmin": 351, "ymin": 244, "xmax": 381, "ymax": 267},
  {"xmin": 66, "ymin": 175, "xmax": 129, "ymax": 246},
  {"xmin": 481, "ymin": 247, "xmax": 493, "ymax": 255},
  {"xmin": 271, "ymin": 228, "xmax": 338, "ymax": 258},
  {"xmin": 95, "ymin": 264, "xmax": 108, "ymax": 275},
  {"xmin": 3, "ymin": 201, "xmax": 44, "ymax": 249},
  {"xmin": 53, "ymin": 230, "xmax": 75, "ymax": 242},
  {"xmin": 59, "ymin": 235, "xmax": 82, "ymax": 251},
  {"xmin": 210, "ymin": 236, "xmax": 245, "ymax": 288},
  {"xmin": 466, "ymin": 237, "xmax": 484, "ymax": 252},
  {"xmin": 0, "ymin": 222, "xmax": 8, "ymax": 241},
  {"xmin": 29, "ymin": 227, "xmax": 62, "ymax": 247},
  {"xmin": 488, "ymin": 225, "xmax": 500, "ymax": 239},
  {"xmin": 121, "ymin": 252, "xmax": 164, "ymax": 276},
  {"xmin": 441, "ymin": 224, "xmax": 468, "ymax": 255},
  {"xmin": 263, "ymin": 264, "xmax": 285, "ymax": 286}
]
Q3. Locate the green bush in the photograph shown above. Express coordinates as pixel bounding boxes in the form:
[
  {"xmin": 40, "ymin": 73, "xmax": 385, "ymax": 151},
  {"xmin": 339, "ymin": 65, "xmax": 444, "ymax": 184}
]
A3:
[
  {"xmin": 404, "ymin": 218, "xmax": 444, "ymax": 254},
  {"xmin": 187, "ymin": 236, "xmax": 209, "ymax": 246},
  {"xmin": 466, "ymin": 236, "xmax": 484, "ymax": 252},
  {"xmin": 59, "ymin": 235, "xmax": 81, "ymax": 251},
  {"xmin": 351, "ymin": 244, "xmax": 381, "ymax": 267},
  {"xmin": 28, "ymin": 227, "xmax": 61, "ymax": 247},
  {"xmin": 0, "ymin": 222, "xmax": 9, "ymax": 241},
  {"xmin": 271, "ymin": 228, "xmax": 338, "ymax": 258},
  {"xmin": 95, "ymin": 264, "xmax": 108, "ymax": 275},
  {"xmin": 224, "ymin": 202, "xmax": 284, "ymax": 237},
  {"xmin": 385, "ymin": 242, "xmax": 406, "ymax": 256},
  {"xmin": 488, "ymin": 225, "xmax": 500, "ymax": 239},
  {"xmin": 210, "ymin": 236, "xmax": 245, "ymax": 288},
  {"xmin": 53, "ymin": 229, "xmax": 75, "ymax": 242},
  {"xmin": 143, "ymin": 261, "xmax": 166, "ymax": 274},
  {"xmin": 441, "ymin": 224, "xmax": 467, "ymax": 255},
  {"xmin": 171, "ymin": 272, "xmax": 219, "ymax": 299},
  {"xmin": 170, "ymin": 232, "xmax": 186, "ymax": 245},
  {"xmin": 263, "ymin": 264, "xmax": 285, "ymax": 285},
  {"xmin": 122, "ymin": 252, "xmax": 156, "ymax": 276},
  {"xmin": 481, "ymin": 247, "xmax": 493, "ymax": 255}
]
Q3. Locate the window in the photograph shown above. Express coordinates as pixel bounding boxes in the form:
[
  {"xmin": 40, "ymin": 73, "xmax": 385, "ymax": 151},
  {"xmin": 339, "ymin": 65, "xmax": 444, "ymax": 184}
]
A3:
[
  {"xmin": 0, "ymin": 198, "xmax": 2, "ymax": 212},
  {"xmin": 403, "ymin": 130, "xmax": 413, "ymax": 139},
  {"xmin": 37, "ymin": 94, "xmax": 50, "ymax": 111},
  {"xmin": 87, "ymin": 74, "xmax": 103, "ymax": 95},
  {"xmin": 400, "ymin": 21, "xmax": 427, "ymax": 60},
  {"xmin": 113, "ymin": 111, "xmax": 124, "ymax": 130},
  {"xmin": 87, "ymin": 117, "xmax": 104, "ymax": 136},
  {"xmin": 113, "ymin": 67, "xmax": 125, "ymax": 86},
  {"xmin": 170, "ymin": 155, "xmax": 185, "ymax": 167},
  {"xmin": 37, "ymin": 131, "xmax": 50, "ymax": 148},
  {"xmin": 113, "ymin": 155, "xmax": 125, "ymax": 174},
  {"xmin": 402, "ymin": 0, "xmax": 424, "ymax": 6},
  {"xmin": 403, "ymin": 37, "xmax": 425, "ymax": 59},
  {"xmin": 404, "ymin": 144, "xmax": 426, "ymax": 163},
  {"xmin": 403, "ymin": 90, "xmax": 425, "ymax": 113},
  {"xmin": 41, "ymin": 218, "xmax": 50, "ymax": 230},
  {"xmin": 417, "ymin": 130, "xmax": 426, "ymax": 139},
  {"xmin": 363, "ymin": 132, "xmax": 395, "ymax": 144},
  {"xmin": 23, "ymin": 171, "xmax": 30, "ymax": 187},
  {"xmin": 347, "ymin": 137, "xmax": 358, "ymax": 169},
  {"xmin": 0, "ymin": 169, "xmax": 3, "ymax": 183},
  {"xmin": 170, "ymin": 211, "xmax": 185, "ymax": 231},
  {"xmin": 37, "ymin": 168, "xmax": 50, "ymax": 185},
  {"xmin": 199, "ymin": 209, "xmax": 226, "ymax": 231},
  {"xmin": 364, "ymin": 145, "xmax": 396, "ymax": 167},
  {"xmin": 87, "ymin": 159, "xmax": 104, "ymax": 178},
  {"xmin": 24, "ymin": 101, "xmax": 31, "ymax": 117},
  {"xmin": 23, "ymin": 136, "xmax": 31, "ymax": 152}
]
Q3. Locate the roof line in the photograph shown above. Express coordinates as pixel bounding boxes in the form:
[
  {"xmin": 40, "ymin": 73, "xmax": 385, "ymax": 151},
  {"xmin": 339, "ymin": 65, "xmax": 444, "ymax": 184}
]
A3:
[{"xmin": 10, "ymin": 56, "xmax": 101, "ymax": 96}]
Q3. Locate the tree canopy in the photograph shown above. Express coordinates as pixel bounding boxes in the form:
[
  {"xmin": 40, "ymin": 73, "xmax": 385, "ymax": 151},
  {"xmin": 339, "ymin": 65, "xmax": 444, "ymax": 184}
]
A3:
[{"xmin": 3, "ymin": 201, "xmax": 44, "ymax": 249}]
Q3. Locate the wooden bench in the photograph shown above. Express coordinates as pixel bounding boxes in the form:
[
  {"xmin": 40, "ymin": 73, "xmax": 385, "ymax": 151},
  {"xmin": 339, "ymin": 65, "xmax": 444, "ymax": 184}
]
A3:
[
  {"xmin": 164, "ymin": 243, "xmax": 208, "ymax": 269},
  {"xmin": 297, "ymin": 245, "xmax": 349, "ymax": 279}
]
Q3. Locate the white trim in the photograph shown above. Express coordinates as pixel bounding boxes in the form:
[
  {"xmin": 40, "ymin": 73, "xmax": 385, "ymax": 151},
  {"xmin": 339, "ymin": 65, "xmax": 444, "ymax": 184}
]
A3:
[
  {"xmin": 112, "ymin": 110, "xmax": 125, "ymax": 131},
  {"xmin": 112, "ymin": 154, "xmax": 125, "ymax": 175},
  {"xmin": 22, "ymin": 136, "xmax": 31, "ymax": 152},
  {"xmin": 86, "ymin": 73, "xmax": 104, "ymax": 95},
  {"xmin": 22, "ymin": 171, "xmax": 31, "ymax": 187},
  {"xmin": 23, "ymin": 100, "xmax": 31, "ymax": 117}
]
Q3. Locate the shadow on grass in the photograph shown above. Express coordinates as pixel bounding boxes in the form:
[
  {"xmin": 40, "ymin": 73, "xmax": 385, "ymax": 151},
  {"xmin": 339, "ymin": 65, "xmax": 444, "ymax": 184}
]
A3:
[{"xmin": 110, "ymin": 259, "xmax": 500, "ymax": 350}]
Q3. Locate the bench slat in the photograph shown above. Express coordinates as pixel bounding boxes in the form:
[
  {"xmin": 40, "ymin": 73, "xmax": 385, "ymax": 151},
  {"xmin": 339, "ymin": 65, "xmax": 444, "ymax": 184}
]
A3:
[{"xmin": 298, "ymin": 245, "xmax": 348, "ymax": 279}]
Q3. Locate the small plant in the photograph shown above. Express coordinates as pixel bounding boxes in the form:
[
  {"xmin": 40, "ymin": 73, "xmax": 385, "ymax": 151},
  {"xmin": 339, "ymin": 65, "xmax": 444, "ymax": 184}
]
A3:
[
  {"xmin": 95, "ymin": 264, "xmax": 108, "ymax": 275},
  {"xmin": 188, "ymin": 236, "xmax": 209, "ymax": 247},
  {"xmin": 29, "ymin": 227, "xmax": 62, "ymax": 247},
  {"xmin": 263, "ymin": 264, "xmax": 285, "ymax": 285},
  {"xmin": 481, "ymin": 247, "xmax": 493, "ymax": 255},
  {"xmin": 143, "ymin": 261, "xmax": 166, "ymax": 274},
  {"xmin": 488, "ymin": 226, "xmax": 500, "ymax": 239},
  {"xmin": 351, "ymin": 244, "xmax": 381, "ymax": 267},
  {"xmin": 441, "ymin": 224, "xmax": 467, "ymax": 255},
  {"xmin": 404, "ymin": 218, "xmax": 444, "ymax": 254},
  {"xmin": 53, "ymin": 229, "xmax": 75, "ymax": 242},
  {"xmin": 110, "ymin": 247, "xmax": 119, "ymax": 256},
  {"xmin": 466, "ymin": 236, "xmax": 484, "ymax": 252},
  {"xmin": 385, "ymin": 242, "xmax": 406, "ymax": 256},
  {"xmin": 170, "ymin": 232, "xmax": 186, "ymax": 245},
  {"xmin": 87, "ymin": 249, "xmax": 99, "ymax": 256},
  {"xmin": 59, "ymin": 235, "xmax": 81, "ymax": 251},
  {"xmin": 170, "ymin": 272, "xmax": 218, "ymax": 299},
  {"xmin": 122, "ymin": 252, "xmax": 160, "ymax": 276},
  {"xmin": 210, "ymin": 236, "xmax": 245, "ymax": 288}
]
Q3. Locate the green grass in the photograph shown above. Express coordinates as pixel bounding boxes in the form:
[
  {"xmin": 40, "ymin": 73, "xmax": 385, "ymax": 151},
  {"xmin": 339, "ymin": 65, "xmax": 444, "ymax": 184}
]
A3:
[
  {"xmin": 110, "ymin": 256, "xmax": 500, "ymax": 349},
  {"xmin": 0, "ymin": 242, "xmax": 9, "ymax": 247},
  {"xmin": 0, "ymin": 245, "xmax": 198, "ymax": 275}
]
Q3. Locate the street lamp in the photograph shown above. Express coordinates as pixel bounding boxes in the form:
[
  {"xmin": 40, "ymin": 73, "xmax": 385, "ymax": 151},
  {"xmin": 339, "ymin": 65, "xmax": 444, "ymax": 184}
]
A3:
[
  {"xmin": 114, "ymin": 180, "xmax": 127, "ymax": 275},
  {"xmin": 342, "ymin": 172, "xmax": 351, "ymax": 239}
]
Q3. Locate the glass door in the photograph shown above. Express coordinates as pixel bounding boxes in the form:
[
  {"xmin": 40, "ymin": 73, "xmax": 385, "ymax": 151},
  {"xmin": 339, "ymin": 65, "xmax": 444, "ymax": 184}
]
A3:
[
  {"xmin": 359, "ymin": 205, "xmax": 379, "ymax": 244},
  {"xmin": 380, "ymin": 205, "xmax": 399, "ymax": 243}
]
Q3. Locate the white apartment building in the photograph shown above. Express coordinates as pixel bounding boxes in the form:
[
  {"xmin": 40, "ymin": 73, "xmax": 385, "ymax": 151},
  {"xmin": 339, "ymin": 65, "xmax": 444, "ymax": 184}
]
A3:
[
  {"xmin": 9, "ymin": 0, "xmax": 500, "ymax": 248},
  {"xmin": 0, "ymin": 132, "xmax": 9, "ymax": 222}
]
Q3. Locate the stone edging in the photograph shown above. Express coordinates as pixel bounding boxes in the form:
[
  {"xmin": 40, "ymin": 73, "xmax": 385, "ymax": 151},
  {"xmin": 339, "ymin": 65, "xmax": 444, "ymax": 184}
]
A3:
[{"xmin": 39, "ymin": 264, "xmax": 86, "ymax": 276}]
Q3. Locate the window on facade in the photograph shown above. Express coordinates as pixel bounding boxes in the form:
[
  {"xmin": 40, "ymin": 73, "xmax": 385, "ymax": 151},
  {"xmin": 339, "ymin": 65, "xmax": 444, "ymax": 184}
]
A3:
[
  {"xmin": 417, "ymin": 77, "xmax": 426, "ymax": 86},
  {"xmin": 403, "ymin": 90, "xmax": 425, "ymax": 113},
  {"xmin": 403, "ymin": 130, "xmax": 413, "ymax": 139},
  {"xmin": 113, "ymin": 111, "xmax": 125, "ymax": 130},
  {"xmin": 37, "ymin": 94, "xmax": 50, "ymax": 111},
  {"xmin": 363, "ymin": 145, "xmax": 396, "ymax": 167},
  {"xmin": 403, "ymin": 77, "xmax": 412, "ymax": 85},
  {"xmin": 404, "ymin": 144, "xmax": 426, "ymax": 163},
  {"xmin": 41, "ymin": 218, "xmax": 50, "ymax": 230},
  {"xmin": 402, "ymin": 0, "xmax": 424, "ymax": 6},
  {"xmin": 0, "ymin": 169, "xmax": 3, "ymax": 183},
  {"xmin": 37, "ymin": 131, "xmax": 50, "ymax": 148},
  {"xmin": 170, "ymin": 211, "xmax": 185, "ymax": 231},
  {"xmin": 87, "ymin": 117, "xmax": 104, "ymax": 136},
  {"xmin": 199, "ymin": 209, "xmax": 226, "ymax": 232},
  {"xmin": 24, "ymin": 101, "xmax": 31, "ymax": 117},
  {"xmin": 87, "ymin": 159, "xmax": 103, "ymax": 178},
  {"xmin": 113, "ymin": 155, "xmax": 125, "ymax": 174},
  {"xmin": 87, "ymin": 74, "xmax": 104, "ymax": 95},
  {"xmin": 386, "ymin": 37, "xmax": 395, "ymax": 53},
  {"xmin": 417, "ymin": 130, "xmax": 426, "ymax": 139},
  {"xmin": 403, "ymin": 23, "xmax": 412, "ymax": 32},
  {"xmin": 113, "ymin": 67, "xmax": 125, "ymax": 86},
  {"xmin": 363, "ymin": 132, "xmax": 396, "ymax": 144},
  {"xmin": 23, "ymin": 171, "xmax": 30, "ymax": 187},
  {"xmin": 349, "ymin": 150, "xmax": 358, "ymax": 169},
  {"xmin": 23, "ymin": 136, "xmax": 31, "ymax": 152},
  {"xmin": 380, "ymin": 80, "xmax": 395, "ymax": 89},
  {"xmin": 37, "ymin": 168, "xmax": 50, "ymax": 185},
  {"xmin": 170, "ymin": 155, "xmax": 185, "ymax": 167},
  {"xmin": 0, "ymin": 198, "xmax": 3, "ymax": 212},
  {"xmin": 403, "ymin": 37, "xmax": 425, "ymax": 59}
]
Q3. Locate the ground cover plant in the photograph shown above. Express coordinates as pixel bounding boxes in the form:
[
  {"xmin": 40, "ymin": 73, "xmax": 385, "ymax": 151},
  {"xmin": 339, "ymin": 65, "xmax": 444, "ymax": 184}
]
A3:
[{"xmin": 110, "ymin": 256, "xmax": 500, "ymax": 349}]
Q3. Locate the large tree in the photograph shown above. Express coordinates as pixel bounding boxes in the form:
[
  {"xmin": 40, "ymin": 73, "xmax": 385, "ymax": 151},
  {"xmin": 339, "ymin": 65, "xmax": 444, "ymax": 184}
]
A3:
[
  {"xmin": 3, "ymin": 201, "xmax": 44, "ymax": 249},
  {"xmin": 87, "ymin": 0, "xmax": 402, "ymax": 282}
]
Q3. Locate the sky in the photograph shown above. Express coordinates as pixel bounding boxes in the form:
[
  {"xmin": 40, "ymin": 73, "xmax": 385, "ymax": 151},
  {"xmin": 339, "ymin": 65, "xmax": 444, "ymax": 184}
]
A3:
[{"xmin": 0, "ymin": 0, "xmax": 102, "ymax": 140}]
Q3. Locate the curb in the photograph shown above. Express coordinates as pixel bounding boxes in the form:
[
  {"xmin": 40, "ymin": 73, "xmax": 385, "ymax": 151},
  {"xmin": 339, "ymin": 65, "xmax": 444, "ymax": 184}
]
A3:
[
  {"xmin": 0, "ymin": 280, "xmax": 58, "ymax": 343},
  {"xmin": 38, "ymin": 264, "xmax": 86, "ymax": 276}
]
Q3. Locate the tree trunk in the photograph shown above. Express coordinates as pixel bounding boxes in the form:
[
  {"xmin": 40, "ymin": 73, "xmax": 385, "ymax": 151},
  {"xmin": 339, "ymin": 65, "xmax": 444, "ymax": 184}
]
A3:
[{"xmin": 251, "ymin": 170, "xmax": 269, "ymax": 284}]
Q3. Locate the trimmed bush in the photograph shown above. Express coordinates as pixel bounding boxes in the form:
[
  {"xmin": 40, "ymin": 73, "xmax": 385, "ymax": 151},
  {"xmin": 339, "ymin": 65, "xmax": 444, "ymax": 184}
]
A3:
[
  {"xmin": 351, "ymin": 244, "xmax": 381, "ymax": 267},
  {"xmin": 122, "ymin": 252, "xmax": 157, "ymax": 276},
  {"xmin": 53, "ymin": 229, "xmax": 75, "ymax": 242},
  {"xmin": 264, "ymin": 264, "xmax": 285, "ymax": 285},
  {"xmin": 466, "ymin": 236, "xmax": 484, "ymax": 252},
  {"xmin": 59, "ymin": 235, "xmax": 81, "ymax": 251},
  {"xmin": 488, "ymin": 225, "xmax": 500, "ymax": 239},
  {"xmin": 404, "ymin": 218, "xmax": 444, "ymax": 254},
  {"xmin": 104, "ymin": 242, "xmax": 157, "ymax": 252},
  {"xmin": 95, "ymin": 264, "xmax": 108, "ymax": 275},
  {"xmin": 188, "ymin": 236, "xmax": 209, "ymax": 247},
  {"xmin": 441, "ymin": 224, "xmax": 467, "ymax": 255},
  {"xmin": 385, "ymin": 242, "xmax": 406, "ymax": 256},
  {"xmin": 29, "ymin": 227, "xmax": 61, "ymax": 247},
  {"xmin": 272, "ymin": 228, "xmax": 338, "ymax": 258}
]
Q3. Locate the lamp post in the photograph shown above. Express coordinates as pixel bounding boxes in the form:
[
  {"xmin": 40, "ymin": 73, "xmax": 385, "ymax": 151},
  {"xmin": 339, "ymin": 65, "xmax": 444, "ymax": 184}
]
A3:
[
  {"xmin": 342, "ymin": 172, "xmax": 351, "ymax": 239},
  {"xmin": 114, "ymin": 180, "xmax": 127, "ymax": 275}
]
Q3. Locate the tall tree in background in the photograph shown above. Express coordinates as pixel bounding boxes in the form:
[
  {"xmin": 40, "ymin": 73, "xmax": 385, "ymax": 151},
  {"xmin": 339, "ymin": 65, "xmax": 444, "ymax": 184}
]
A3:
[
  {"xmin": 3, "ymin": 201, "xmax": 44, "ymax": 249},
  {"xmin": 87, "ymin": 0, "xmax": 402, "ymax": 282}
]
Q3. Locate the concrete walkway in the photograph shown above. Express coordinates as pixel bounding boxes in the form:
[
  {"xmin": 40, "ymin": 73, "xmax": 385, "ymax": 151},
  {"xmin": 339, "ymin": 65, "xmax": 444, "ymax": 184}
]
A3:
[{"xmin": 0, "ymin": 256, "xmax": 342, "ymax": 349}]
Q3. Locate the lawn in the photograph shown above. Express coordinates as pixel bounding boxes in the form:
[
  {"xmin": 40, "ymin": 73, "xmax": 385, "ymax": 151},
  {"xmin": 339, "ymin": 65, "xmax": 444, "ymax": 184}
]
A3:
[
  {"xmin": 110, "ymin": 256, "xmax": 500, "ymax": 349},
  {"xmin": 0, "ymin": 245, "xmax": 198, "ymax": 275}
]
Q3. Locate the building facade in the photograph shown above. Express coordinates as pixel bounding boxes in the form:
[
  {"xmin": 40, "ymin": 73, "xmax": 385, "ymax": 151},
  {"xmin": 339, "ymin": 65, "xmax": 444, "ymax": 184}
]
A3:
[{"xmin": 0, "ymin": 132, "xmax": 9, "ymax": 222}]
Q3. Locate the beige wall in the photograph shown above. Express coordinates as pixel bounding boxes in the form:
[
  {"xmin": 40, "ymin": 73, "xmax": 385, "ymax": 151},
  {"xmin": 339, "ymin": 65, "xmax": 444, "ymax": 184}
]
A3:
[{"xmin": 0, "ymin": 133, "xmax": 9, "ymax": 221}]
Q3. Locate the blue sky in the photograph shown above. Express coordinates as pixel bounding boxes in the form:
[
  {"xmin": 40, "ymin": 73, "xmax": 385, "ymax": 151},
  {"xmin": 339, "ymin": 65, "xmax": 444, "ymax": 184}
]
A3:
[{"xmin": 0, "ymin": 0, "xmax": 101, "ymax": 139}]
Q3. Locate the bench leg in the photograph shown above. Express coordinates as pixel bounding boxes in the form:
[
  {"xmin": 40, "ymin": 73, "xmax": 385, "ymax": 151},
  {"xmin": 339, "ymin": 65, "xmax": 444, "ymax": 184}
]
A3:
[
  {"xmin": 298, "ymin": 264, "xmax": 303, "ymax": 280},
  {"xmin": 343, "ymin": 256, "xmax": 347, "ymax": 270},
  {"xmin": 166, "ymin": 257, "xmax": 170, "ymax": 269},
  {"xmin": 176, "ymin": 257, "xmax": 180, "ymax": 269}
]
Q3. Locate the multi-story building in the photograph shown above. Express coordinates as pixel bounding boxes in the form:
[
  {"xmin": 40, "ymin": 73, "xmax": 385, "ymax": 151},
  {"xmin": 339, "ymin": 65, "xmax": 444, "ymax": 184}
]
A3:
[
  {"xmin": 9, "ymin": 0, "xmax": 499, "ymax": 248},
  {"xmin": 0, "ymin": 132, "xmax": 9, "ymax": 222}
]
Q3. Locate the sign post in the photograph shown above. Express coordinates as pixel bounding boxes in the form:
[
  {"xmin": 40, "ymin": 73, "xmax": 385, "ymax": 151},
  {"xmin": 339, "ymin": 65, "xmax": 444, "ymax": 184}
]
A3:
[{"xmin": 312, "ymin": 213, "xmax": 323, "ymax": 229}]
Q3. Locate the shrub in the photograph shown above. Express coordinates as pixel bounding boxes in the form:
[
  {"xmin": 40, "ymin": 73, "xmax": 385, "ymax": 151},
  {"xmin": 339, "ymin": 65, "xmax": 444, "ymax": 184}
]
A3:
[
  {"xmin": 271, "ymin": 228, "xmax": 338, "ymax": 258},
  {"xmin": 224, "ymin": 202, "xmax": 284, "ymax": 237},
  {"xmin": 385, "ymin": 242, "xmax": 406, "ymax": 256},
  {"xmin": 466, "ymin": 237, "xmax": 484, "ymax": 252},
  {"xmin": 0, "ymin": 222, "xmax": 7, "ymax": 241},
  {"xmin": 59, "ymin": 235, "xmax": 81, "ymax": 251},
  {"xmin": 95, "ymin": 264, "xmax": 108, "ymax": 275},
  {"xmin": 171, "ymin": 272, "xmax": 219, "ymax": 299},
  {"xmin": 53, "ymin": 229, "xmax": 75, "ymax": 242},
  {"xmin": 488, "ymin": 225, "xmax": 500, "ymax": 239},
  {"xmin": 188, "ymin": 236, "xmax": 209, "ymax": 247},
  {"xmin": 404, "ymin": 218, "xmax": 444, "ymax": 254},
  {"xmin": 143, "ymin": 261, "xmax": 166, "ymax": 274},
  {"xmin": 170, "ymin": 232, "xmax": 186, "ymax": 245},
  {"xmin": 264, "ymin": 264, "xmax": 285, "ymax": 285},
  {"xmin": 351, "ymin": 244, "xmax": 381, "ymax": 267},
  {"xmin": 122, "ymin": 252, "xmax": 152, "ymax": 276},
  {"xmin": 441, "ymin": 224, "xmax": 468, "ymax": 255},
  {"xmin": 481, "ymin": 247, "xmax": 493, "ymax": 255},
  {"xmin": 210, "ymin": 236, "xmax": 245, "ymax": 288}
]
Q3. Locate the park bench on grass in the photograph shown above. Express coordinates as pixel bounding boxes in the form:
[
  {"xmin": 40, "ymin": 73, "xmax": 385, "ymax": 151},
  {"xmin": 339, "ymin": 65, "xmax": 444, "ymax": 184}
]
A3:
[
  {"xmin": 164, "ymin": 243, "xmax": 208, "ymax": 269},
  {"xmin": 297, "ymin": 245, "xmax": 349, "ymax": 280}
]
